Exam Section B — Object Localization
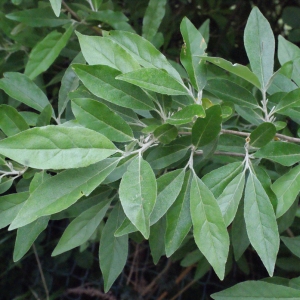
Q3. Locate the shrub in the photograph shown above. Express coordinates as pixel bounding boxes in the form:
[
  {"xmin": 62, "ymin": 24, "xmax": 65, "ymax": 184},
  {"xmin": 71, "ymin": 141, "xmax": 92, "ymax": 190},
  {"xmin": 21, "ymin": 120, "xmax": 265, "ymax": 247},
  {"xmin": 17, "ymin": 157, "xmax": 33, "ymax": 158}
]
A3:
[{"xmin": 1, "ymin": 1, "xmax": 300, "ymax": 299}]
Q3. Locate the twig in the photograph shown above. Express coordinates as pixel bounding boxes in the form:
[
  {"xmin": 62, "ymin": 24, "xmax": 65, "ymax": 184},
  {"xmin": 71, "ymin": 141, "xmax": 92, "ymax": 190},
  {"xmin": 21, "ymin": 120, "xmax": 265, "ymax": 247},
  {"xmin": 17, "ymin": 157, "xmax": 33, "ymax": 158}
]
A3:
[
  {"xmin": 179, "ymin": 129, "xmax": 300, "ymax": 143},
  {"xmin": 66, "ymin": 286, "xmax": 117, "ymax": 300},
  {"xmin": 141, "ymin": 259, "xmax": 172, "ymax": 296},
  {"xmin": 170, "ymin": 280, "xmax": 197, "ymax": 300},
  {"xmin": 195, "ymin": 150, "xmax": 246, "ymax": 158},
  {"xmin": 286, "ymin": 228, "xmax": 295, "ymax": 238},
  {"xmin": 32, "ymin": 244, "xmax": 49, "ymax": 300}
]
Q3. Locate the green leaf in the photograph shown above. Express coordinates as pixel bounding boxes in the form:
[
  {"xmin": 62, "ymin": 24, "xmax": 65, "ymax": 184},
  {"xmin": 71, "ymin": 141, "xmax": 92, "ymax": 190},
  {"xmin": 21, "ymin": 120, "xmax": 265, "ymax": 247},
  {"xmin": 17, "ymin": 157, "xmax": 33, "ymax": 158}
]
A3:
[
  {"xmin": 211, "ymin": 281, "xmax": 300, "ymax": 299},
  {"xmin": 0, "ymin": 126, "xmax": 117, "ymax": 170},
  {"xmin": 272, "ymin": 164, "xmax": 300, "ymax": 218},
  {"xmin": 6, "ymin": 7, "xmax": 70, "ymax": 27},
  {"xmin": 274, "ymin": 88, "xmax": 300, "ymax": 113},
  {"xmin": 36, "ymin": 104, "xmax": 53, "ymax": 127},
  {"xmin": 250, "ymin": 123, "xmax": 276, "ymax": 148},
  {"xmin": 0, "ymin": 72, "xmax": 51, "ymax": 113},
  {"xmin": 146, "ymin": 144, "xmax": 188, "ymax": 169},
  {"xmin": 0, "ymin": 105, "xmax": 29, "ymax": 136},
  {"xmin": 192, "ymin": 105, "xmax": 222, "ymax": 147},
  {"xmin": 180, "ymin": 17, "xmax": 207, "ymax": 91},
  {"xmin": 190, "ymin": 172, "xmax": 229, "ymax": 280},
  {"xmin": 119, "ymin": 156, "xmax": 157, "ymax": 239},
  {"xmin": 205, "ymin": 79, "xmax": 259, "ymax": 108},
  {"xmin": 108, "ymin": 30, "xmax": 182, "ymax": 82},
  {"xmin": 13, "ymin": 216, "xmax": 50, "ymax": 262},
  {"xmin": 0, "ymin": 178, "xmax": 14, "ymax": 194},
  {"xmin": 116, "ymin": 68, "xmax": 189, "ymax": 96},
  {"xmin": 52, "ymin": 199, "xmax": 111, "ymax": 256},
  {"xmin": 49, "ymin": 0, "xmax": 61, "ymax": 17},
  {"xmin": 153, "ymin": 124, "xmax": 178, "ymax": 144},
  {"xmin": 167, "ymin": 104, "xmax": 205, "ymax": 125},
  {"xmin": 244, "ymin": 173, "xmax": 279, "ymax": 276},
  {"xmin": 149, "ymin": 217, "xmax": 166, "ymax": 264},
  {"xmin": 244, "ymin": 7, "xmax": 275, "ymax": 90},
  {"xmin": 0, "ymin": 192, "xmax": 29, "ymax": 229},
  {"xmin": 202, "ymin": 162, "xmax": 244, "ymax": 198},
  {"xmin": 201, "ymin": 57, "xmax": 261, "ymax": 88},
  {"xmin": 217, "ymin": 172, "xmax": 245, "ymax": 226},
  {"xmin": 199, "ymin": 19, "xmax": 210, "ymax": 44},
  {"xmin": 281, "ymin": 236, "xmax": 300, "ymax": 258},
  {"xmin": 58, "ymin": 52, "xmax": 85, "ymax": 118},
  {"xmin": 76, "ymin": 32, "xmax": 140, "ymax": 73},
  {"xmin": 72, "ymin": 98, "xmax": 133, "ymax": 142},
  {"xmin": 165, "ymin": 171, "xmax": 192, "ymax": 257},
  {"xmin": 278, "ymin": 35, "xmax": 300, "ymax": 66},
  {"xmin": 255, "ymin": 141, "xmax": 300, "ymax": 166},
  {"xmin": 114, "ymin": 217, "xmax": 137, "ymax": 237},
  {"xmin": 142, "ymin": 0, "xmax": 167, "ymax": 42},
  {"xmin": 25, "ymin": 26, "xmax": 73, "ymax": 80},
  {"xmin": 231, "ymin": 200, "xmax": 250, "ymax": 261},
  {"xmin": 9, "ymin": 159, "xmax": 118, "ymax": 230},
  {"xmin": 150, "ymin": 169, "xmax": 185, "ymax": 225},
  {"xmin": 99, "ymin": 203, "xmax": 128, "ymax": 292},
  {"xmin": 73, "ymin": 64, "xmax": 155, "ymax": 110}
]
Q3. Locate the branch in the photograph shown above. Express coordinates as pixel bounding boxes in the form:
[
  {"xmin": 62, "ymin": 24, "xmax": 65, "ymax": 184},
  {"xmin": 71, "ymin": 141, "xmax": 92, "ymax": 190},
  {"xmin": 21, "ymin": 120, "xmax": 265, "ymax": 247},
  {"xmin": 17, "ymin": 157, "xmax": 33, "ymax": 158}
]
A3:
[{"xmin": 179, "ymin": 129, "xmax": 300, "ymax": 143}]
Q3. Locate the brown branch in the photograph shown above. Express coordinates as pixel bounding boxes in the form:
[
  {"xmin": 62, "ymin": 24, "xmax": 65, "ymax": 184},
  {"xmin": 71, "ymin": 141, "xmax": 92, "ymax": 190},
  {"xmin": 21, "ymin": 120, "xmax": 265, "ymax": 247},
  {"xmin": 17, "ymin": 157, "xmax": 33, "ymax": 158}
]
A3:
[
  {"xmin": 141, "ymin": 259, "xmax": 172, "ymax": 296},
  {"xmin": 66, "ymin": 286, "xmax": 117, "ymax": 300},
  {"xmin": 32, "ymin": 244, "xmax": 49, "ymax": 300},
  {"xmin": 170, "ymin": 280, "xmax": 197, "ymax": 300}
]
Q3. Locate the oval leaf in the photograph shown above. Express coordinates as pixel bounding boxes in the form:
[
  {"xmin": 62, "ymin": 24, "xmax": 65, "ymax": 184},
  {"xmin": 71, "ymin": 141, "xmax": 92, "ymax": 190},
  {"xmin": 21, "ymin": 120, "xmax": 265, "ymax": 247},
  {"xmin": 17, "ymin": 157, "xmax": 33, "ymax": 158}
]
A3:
[
  {"xmin": 72, "ymin": 98, "xmax": 134, "ymax": 142},
  {"xmin": 167, "ymin": 104, "xmax": 205, "ymax": 125},
  {"xmin": 190, "ymin": 173, "xmax": 229, "ymax": 280},
  {"xmin": 153, "ymin": 124, "xmax": 178, "ymax": 144},
  {"xmin": 119, "ymin": 156, "xmax": 157, "ymax": 239},
  {"xmin": 250, "ymin": 122, "xmax": 276, "ymax": 148}
]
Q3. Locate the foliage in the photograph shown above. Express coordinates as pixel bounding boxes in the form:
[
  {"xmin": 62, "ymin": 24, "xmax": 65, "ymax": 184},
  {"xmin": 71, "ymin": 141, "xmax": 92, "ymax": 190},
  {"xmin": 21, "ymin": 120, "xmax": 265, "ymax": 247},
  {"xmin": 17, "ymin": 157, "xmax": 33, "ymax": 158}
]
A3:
[{"xmin": 1, "ymin": 0, "xmax": 300, "ymax": 299}]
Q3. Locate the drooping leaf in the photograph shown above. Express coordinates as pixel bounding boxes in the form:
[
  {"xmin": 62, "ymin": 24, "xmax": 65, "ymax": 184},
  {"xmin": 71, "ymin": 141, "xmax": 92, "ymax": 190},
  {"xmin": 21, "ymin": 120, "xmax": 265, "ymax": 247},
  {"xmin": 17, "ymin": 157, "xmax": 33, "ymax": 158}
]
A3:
[
  {"xmin": 167, "ymin": 104, "xmax": 205, "ymax": 125},
  {"xmin": 49, "ymin": 0, "xmax": 62, "ymax": 17},
  {"xmin": 150, "ymin": 169, "xmax": 185, "ymax": 225},
  {"xmin": 58, "ymin": 52, "xmax": 85, "ymax": 118},
  {"xmin": 153, "ymin": 124, "xmax": 178, "ymax": 144},
  {"xmin": 244, "ymin": 173, "xmax": 279, "ymax": 276},
  {"xmin": 190, "ymin": 172, "xmax": 229, "ymax": 280},
  {"xmin": 0, "ymin": 105, "xmax": 29, "ymax": 136},
  {"xmin": 108, "ymin": 30, "xmax": 182, "ymax": 82},
  {"xmin": 217, "ymin": 172, "xmax": 245, "ymax": 226},
  {"xmin": 272, "ymin": 164, "xmax": 300, "ymax": 218},
  {"xmin": 36, "ymin": 104, "xmax": 53, "ymax": 127},
  {"xmin": 72, "ymin": 98, "xmax": 133, "ymax": 142},
  {"xmin": 180, "ymin": 17, "xmax": 207, "ymax": 91},
  {"xmin": 244, "ymin": 7, "xmax": 275, "ymax": 90},
  {"xmin": 25, "ymin": 25, "xmax": 73, "ymax": 80},
  {"xmin": 0, "ymin": 72, "xmax": 51, "ymax": 113},
  {"xmin": 231, "ymin": 200, "xmax": 250, "ymax": 261},
  {"xmin": 201, "ymin": 57, "xmax": 260, "ymax": 88},
  {"xmin": 149, "ymin": 217, "xmax": 166, "ymax": 264},
  {"xmin": 281, "ymin": 236, "xmax": 300, "ymax": 259},
  {"xmin": 249, "ymin": 123, "xmax": 276, "ymax": 148},
  {"xmin": 52, "ymin": 199, "xmax": 111, "ymax": 256},
  {"xmin": 73, "ymin": 64, "xmax": 155, "ymax": 110},
  {"xmin": 9, "ymin": 159, "xmax": 118, "ymax": 229},
  {"xmin": 116, "ymin": 68, "xmax": 190, "ymax": 96},
  {"xmin": 0, "ymin": 192, "xmax": 29, "ymax": 229},
  {"xmin": 255, "ymin": 141, "xmax": 300, "ymax": 166},
  {"xmin": 142, "ymin": 0, "xmax": 167, "ymax": 42},
  {"xmin": 205, "ymin": 79, "xmax": 259, "ymax": 108},
  {"xmin": 0, "ymin": 126, "xmax": 117, "ymax": 170},
  {"xmin": 165, "ymin": 171, "xmax": 192, "ymax": 257},
  {"xmin": 6, "ymin": 7, "xmax": 70, "ymax": 27},
  {"xmin": 99, "ymin": 203, "xmax": 128, "ymax": 292},
  {"xmin": 76, "ymin": 32, "xmax": 140, "ymax": 73},
  {"xmin": 202, "ymin": 162, "xmax": 244, "ymax": 198},
  {"xmin": 192, "ymin": 105, "xmax": 222, "ymax": 147},
  {"xmin": 119, "ymin": 155, "xmax": 157, "ymax": 239},
  {"xmin": 13, "ymin": 216, "xmax": 50, "ymax": 262},
  {"xmin": 211, "ymin": 281, "xmax": 300, "ymax": 300}
]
